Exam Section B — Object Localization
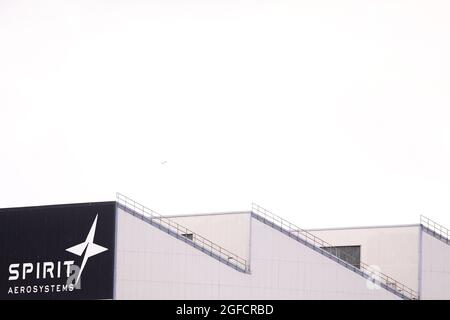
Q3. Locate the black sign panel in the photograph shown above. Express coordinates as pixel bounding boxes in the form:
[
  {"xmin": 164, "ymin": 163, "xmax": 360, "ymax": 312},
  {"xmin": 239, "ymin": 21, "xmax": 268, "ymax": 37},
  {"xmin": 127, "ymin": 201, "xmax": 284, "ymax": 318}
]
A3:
[{"xmin": 0, "ymin": 202, "xmax": 116, "ymax": 300}]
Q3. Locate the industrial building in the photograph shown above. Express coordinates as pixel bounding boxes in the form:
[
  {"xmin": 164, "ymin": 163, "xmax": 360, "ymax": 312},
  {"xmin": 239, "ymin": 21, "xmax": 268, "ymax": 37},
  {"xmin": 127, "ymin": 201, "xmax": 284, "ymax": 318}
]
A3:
[{"xmin": 1, "ymin": 193, "xmax": 449, "ymax": 300}]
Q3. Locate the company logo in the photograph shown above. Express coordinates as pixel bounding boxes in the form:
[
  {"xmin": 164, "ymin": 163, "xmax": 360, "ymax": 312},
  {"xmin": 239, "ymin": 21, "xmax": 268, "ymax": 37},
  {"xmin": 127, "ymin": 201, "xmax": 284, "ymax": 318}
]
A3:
[
  {"xmin": 66, "ymin": 214, "xmax": 108, "ymax": 285},
  {"xmin": 7, "ymin": 214, "xmax": 108, "ymax": 296}
]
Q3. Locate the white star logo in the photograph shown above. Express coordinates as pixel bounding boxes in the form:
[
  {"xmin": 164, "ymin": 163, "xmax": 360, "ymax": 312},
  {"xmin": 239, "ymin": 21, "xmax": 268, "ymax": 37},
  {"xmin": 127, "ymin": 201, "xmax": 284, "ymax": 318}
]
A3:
[{"xmin": 65, "ymin": 214, "xmax": 108, "ymax": 285}]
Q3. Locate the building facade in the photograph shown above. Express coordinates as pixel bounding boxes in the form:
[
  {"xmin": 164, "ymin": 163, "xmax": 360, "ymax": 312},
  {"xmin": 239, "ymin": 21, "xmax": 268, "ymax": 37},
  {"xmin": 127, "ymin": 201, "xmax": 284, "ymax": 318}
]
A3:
[{"xmin": 1, "ymin": 193, "xmax": 449, "ymax": 300}]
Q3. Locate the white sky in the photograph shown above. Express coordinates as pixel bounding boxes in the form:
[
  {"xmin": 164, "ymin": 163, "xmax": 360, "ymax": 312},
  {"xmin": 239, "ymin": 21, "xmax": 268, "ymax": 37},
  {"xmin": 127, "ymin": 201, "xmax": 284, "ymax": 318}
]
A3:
[{"xmin": 1, "ymin": 0, "xmax": 450, "ymax": 229}]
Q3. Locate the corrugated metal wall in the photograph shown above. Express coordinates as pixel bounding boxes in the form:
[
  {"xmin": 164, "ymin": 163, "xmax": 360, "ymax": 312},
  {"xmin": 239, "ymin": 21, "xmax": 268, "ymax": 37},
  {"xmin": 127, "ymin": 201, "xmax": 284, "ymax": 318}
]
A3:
[{"xmin": 114, "ymin": 207, "xmax": 399, "ymax": 299}]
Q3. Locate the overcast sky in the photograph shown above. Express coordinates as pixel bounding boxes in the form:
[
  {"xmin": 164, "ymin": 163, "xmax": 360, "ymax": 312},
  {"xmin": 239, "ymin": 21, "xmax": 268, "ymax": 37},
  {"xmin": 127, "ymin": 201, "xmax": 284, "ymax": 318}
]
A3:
[{"xmin": 1, "ymin": 0, "xmax": 450, "ymax": 229}]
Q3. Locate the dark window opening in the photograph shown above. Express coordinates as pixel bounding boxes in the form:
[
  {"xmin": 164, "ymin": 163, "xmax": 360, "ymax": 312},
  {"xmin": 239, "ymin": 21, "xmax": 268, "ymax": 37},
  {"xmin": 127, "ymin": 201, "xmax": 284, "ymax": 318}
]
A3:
[
  {"xmin": 321, "ymin": 245, "xmax": 361, "ymax": 269},
  {"xmin": 181, "ymin": 233, "xmax": 194, "ymax": 241}
]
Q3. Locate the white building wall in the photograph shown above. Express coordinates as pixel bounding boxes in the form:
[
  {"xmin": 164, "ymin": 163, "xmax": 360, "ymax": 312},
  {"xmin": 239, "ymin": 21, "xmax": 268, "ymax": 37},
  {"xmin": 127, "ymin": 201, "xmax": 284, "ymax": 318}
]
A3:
[
  {"xmin": 309, "ymin": 226, "xmax": 420, "ymax": 292},
  {"xmin": 421, "ymin": 230, "xmax": 450, "ymax": 300},
  {"xmin": 168, "ymin": 213, "xmax": 251, "ymax": 262},
  {"xmin": 114, "ymin": 208, "xmax": 400, "ymax": 299}
]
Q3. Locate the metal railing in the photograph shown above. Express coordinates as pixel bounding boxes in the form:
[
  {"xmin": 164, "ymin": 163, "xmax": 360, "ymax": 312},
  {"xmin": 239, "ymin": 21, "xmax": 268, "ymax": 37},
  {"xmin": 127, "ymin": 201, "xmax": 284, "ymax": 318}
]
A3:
[
  {"xmin": 116, "ymin": 193, "xmax": 249, "ymax": 273},
  {"xmin": 421, "ymin": 215, "xmax": 450, "ymax": 243},
  {"xmin": 251, "ymin": 203, "xmax": 419, "ymax": 300}
]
